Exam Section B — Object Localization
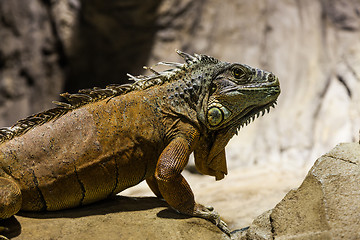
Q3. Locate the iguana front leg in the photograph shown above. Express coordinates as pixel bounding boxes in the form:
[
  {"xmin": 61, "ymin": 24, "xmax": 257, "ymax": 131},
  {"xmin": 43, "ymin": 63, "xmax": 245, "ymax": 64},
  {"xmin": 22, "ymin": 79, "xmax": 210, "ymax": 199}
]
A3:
[
  {"xmin": 146, "ymin": 175, "xmax": 162, "ymax": 198},
  {"xmin": 154, "ymin": 136, "xmax": 230, "ymax": 235}
]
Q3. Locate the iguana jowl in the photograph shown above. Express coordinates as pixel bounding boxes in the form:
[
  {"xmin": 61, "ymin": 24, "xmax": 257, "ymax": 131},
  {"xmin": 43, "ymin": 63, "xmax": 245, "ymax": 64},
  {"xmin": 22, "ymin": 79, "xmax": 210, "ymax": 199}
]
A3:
[{"xmin": 0, "ymin": 50, "xmax": 280, "ymax": 237}]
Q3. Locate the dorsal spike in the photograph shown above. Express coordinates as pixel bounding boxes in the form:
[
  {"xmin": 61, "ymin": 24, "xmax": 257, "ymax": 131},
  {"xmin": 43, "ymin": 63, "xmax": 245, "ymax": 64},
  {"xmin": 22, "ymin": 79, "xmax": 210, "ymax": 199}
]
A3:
[
  {"xmin": 52, "ymin": 101, "xmax": 73, "ymax": 109},
  {"xmin": 176, "ymin": 49, "xmax": 197, "ymax": 63},
  {"xmin": 198, "ymin": 54, "xmax": 219, "ymax": 64},
  {"xmin": 60, "ymin": 93, "xmax": 93, "ymax": 107},
  {"xmin": 0, "ymin": 128, "xmax": 12, "ymax": 135},
  {"xmin": 62, "ymin": 93, "xmax": 92, "ymax": 102},
  {"xmin": 143, "ymin": 66, "xmax": 161, "ymax": 76},
  {"xmin": 78, "ymin": 89, "xmax": 92, "ymax": 94},
  {"xmin": 90, "ymin": 89, "xmax": 115, "ymax": 97},
  {"xmin": 127, "ymin": 73, "xmax": 141, "ymax": 81},
  {"xmin": 106, "ymin": 84, "xmax": 128, "ymax": 94},
  {"xmin": 156, "ymin": 61, "xmax": 184, "ymax": 69}
]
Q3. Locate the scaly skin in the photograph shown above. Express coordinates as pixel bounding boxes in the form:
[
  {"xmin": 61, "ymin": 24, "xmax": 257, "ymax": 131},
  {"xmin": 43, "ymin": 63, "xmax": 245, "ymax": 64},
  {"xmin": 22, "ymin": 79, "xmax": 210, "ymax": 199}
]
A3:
[{"xmin": 0, "ymin": 50, "xmax": 280, "ymax": 238}]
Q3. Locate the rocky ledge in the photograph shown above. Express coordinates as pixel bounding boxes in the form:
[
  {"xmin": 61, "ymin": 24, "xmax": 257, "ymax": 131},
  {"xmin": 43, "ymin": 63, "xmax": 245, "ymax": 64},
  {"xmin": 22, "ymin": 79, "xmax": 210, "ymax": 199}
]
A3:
[{"xmin": 236, "ymin": 142, "xmax": 360, "ymax": 240}]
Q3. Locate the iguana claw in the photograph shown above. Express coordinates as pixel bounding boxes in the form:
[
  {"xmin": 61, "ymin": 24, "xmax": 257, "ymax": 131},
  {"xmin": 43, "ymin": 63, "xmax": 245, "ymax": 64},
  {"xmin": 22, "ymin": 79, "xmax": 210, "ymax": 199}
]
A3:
[
  {"xmin": 210, "ymin": 216, "xmax": 231, "ymax": 236},
  {"xmin": 217, "ymin": 220, "xmax": 231, "ymax": 236},
  {"xmin": 194, "ymin": 204, "xmax": 231, "ymax": 236},
  {"xmin": 0, "ymin": 226, "xmax": 9, "ymax": 240}
]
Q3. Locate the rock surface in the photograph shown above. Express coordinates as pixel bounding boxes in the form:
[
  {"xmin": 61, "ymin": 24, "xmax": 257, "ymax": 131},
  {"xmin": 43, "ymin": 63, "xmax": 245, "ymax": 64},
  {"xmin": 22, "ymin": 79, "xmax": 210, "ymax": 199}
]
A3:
[
  {"xmin": 0, "ymin": 0, "xmax": 65, "ymax": 124},
  {"xmin": 237, "ymin": 142, "xmax": 360, "ymax": 240},
  {"xmin": 11, "ymin": 197, "xmax": 228, "ymax": 240}
]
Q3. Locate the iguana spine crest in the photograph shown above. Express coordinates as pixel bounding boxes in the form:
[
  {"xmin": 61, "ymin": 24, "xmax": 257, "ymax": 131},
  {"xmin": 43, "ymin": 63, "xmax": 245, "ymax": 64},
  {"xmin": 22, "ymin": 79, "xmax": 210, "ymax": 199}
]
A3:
[{"xmin": 0, "ymin": 50, "xmax": 217, "ymax": 144}]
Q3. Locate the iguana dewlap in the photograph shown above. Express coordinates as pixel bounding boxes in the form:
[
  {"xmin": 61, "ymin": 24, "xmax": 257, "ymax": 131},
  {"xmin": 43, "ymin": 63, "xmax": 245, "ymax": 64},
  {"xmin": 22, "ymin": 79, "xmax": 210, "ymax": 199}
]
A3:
[{"xmin": 0, "ymin": 50, "xmax": 280, "ymax": 237}]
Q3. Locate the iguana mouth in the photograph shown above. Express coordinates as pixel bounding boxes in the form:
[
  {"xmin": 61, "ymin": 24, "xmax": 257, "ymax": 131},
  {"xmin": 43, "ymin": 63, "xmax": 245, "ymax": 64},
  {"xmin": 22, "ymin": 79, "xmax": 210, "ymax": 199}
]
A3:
[
  {"xmin": 236, "ymin": 81, "xmax": 280, "ymax": 90},
  {"xmin": 220, "ymin": 78, "xmax": 280, "ymax": 95},
  {"xmin": 218, "ymin": 84, "xmax": 280, "ymax": 134}
]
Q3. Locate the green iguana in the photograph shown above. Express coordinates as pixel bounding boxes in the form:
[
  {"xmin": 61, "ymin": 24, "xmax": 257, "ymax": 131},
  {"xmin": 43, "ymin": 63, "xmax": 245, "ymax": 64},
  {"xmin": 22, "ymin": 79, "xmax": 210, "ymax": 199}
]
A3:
[{"xmin": 0, "ymin": 50, "xmax": 280, "ymax": 238}]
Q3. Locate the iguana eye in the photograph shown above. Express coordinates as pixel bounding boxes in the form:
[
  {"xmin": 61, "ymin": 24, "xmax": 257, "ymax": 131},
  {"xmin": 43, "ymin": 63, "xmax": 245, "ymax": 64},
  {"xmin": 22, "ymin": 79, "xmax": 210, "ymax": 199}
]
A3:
[{"xmin": 232, "ymin": 67, "xmax": 245, "ymax": 79}]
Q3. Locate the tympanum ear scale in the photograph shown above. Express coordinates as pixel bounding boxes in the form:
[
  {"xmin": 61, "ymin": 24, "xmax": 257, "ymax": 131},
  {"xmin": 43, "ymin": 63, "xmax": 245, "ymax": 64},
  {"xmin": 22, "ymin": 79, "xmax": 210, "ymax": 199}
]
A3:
[{"xmin": 207, "ymin": 107, "xmax": 224, "ymax": 126}]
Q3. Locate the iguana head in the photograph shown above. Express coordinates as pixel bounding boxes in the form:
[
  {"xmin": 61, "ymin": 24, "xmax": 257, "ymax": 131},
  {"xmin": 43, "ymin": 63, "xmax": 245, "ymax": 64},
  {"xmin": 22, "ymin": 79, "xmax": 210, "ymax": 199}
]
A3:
[
  {"xmin": 168, "ymin": 51, "xmax": 280, "ymax": 180},
  {"xmin": 161, "ymin": 50, "xmax": 280, "ymax": 131},
  {"xmin": 204, "ymin": 62, "xmax": 280, "ymax": 132}
]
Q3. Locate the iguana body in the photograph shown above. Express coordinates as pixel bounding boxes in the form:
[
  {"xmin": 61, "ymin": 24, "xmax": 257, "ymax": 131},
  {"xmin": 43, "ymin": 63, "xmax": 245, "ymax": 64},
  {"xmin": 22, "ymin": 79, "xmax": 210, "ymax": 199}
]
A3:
[{"xmin": 0, "ymin": 51, "xmax": 280, "ymax": 238}]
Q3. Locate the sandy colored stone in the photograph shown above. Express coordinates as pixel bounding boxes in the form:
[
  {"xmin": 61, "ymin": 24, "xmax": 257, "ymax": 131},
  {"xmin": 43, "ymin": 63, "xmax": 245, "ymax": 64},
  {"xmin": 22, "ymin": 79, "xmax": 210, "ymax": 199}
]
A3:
[
  {"xmin": 241, "ymin": 142, "xmax": 360, "ymax": 240},
  {"xmin": 11, "ymin": 196, "xmax": 228, "ymax": 240}
]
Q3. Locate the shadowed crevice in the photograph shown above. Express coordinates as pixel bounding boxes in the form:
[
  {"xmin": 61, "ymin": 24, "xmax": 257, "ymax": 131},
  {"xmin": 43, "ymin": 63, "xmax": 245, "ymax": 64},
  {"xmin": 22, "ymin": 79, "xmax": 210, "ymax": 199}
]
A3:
[
  {"xmin": 64, "ymin": 0, "xmax": 163, "ymax": 93},
  {"xmin": 336, "ymin": 74, "xmax": 352, "ymax": 98}
]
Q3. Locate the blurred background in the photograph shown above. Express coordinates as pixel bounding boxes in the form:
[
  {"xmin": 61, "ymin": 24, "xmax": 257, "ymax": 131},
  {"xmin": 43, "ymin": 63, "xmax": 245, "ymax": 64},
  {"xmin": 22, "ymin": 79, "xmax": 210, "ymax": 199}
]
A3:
[{"xmin": 0, "ymin": 0, "xmax": 359, "ymax": 229}]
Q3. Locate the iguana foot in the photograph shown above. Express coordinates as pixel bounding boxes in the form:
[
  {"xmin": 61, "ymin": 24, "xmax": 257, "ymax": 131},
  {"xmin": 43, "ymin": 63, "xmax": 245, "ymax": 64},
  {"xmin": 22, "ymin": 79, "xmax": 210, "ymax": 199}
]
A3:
[
  {"xmin": 0, "ymin": 217, "xmax": 21, "ymax": 239},
  {"xmin": 193, "ymin": 204, "xmax": 231, "ymax": 236},
  {"xmin": 0, "ymin": 225, "xmax": 9, "ymax": 240},
  {"xmin": 0, "ymin": 226, "xmax": 10, "ymax": 240}
]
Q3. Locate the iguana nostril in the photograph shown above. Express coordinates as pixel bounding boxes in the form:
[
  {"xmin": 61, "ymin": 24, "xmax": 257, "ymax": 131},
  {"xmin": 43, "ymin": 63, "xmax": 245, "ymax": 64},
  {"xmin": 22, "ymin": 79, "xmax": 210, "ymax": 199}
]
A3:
[{"xmin": 268, "ymin": 73, "xmax": 276, "ymax": 82}]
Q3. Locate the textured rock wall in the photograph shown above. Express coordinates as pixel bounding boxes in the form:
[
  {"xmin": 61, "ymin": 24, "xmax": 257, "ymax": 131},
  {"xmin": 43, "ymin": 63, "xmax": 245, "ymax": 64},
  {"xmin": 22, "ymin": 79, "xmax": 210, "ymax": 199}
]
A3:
[
  {"xmin": 0, "ymin": 0, "xmax": 359, "ymax": 168},
  {"xmin": 64, "ymin": 0, "xmax": 161, "ymax": 92},
  {"xmin": 0, "ymin": 0, "xmax": 65, "ymax": 125}
]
